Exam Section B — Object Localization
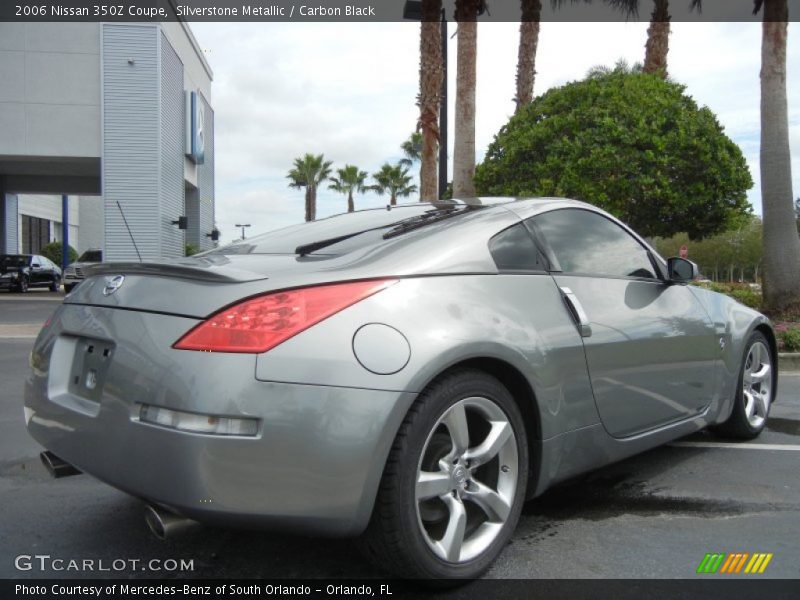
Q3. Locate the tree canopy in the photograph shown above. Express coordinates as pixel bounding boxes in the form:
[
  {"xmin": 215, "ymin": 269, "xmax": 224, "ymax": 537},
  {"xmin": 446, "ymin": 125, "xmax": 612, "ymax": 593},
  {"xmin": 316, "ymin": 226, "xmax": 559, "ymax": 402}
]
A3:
[
  {"xmin": 474, "ymin": 66, "xmax": 754, "ymax": 239},
  {"xmin": 655, "ymin": 215, "xmax": 763, "ymax": 283},
  {"xmin": 400, "ymin": 131, "xmax": 423, "ymax": 168}
]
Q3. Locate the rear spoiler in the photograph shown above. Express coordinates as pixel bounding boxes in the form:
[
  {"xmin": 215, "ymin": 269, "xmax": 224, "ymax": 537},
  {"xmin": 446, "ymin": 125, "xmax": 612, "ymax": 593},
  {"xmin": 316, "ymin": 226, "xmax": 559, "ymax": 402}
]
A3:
[{"xmin": 84, "ymin": 259, "xmax": 268, "ymax": 284}]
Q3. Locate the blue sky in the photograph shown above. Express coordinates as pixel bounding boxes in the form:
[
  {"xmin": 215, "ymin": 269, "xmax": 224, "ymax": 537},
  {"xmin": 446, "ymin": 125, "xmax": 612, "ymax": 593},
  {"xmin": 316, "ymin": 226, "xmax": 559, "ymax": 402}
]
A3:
[{"xmin": 191, "ymin": 22, "xmax": 799, "ymax": 244}]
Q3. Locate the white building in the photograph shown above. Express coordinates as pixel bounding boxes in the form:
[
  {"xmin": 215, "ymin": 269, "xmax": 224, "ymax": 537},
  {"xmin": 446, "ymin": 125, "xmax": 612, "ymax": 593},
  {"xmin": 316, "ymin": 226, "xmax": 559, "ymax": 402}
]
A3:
[{"xmin": 0, "ymin": 19, "xmax": 215, "ymax": 260}]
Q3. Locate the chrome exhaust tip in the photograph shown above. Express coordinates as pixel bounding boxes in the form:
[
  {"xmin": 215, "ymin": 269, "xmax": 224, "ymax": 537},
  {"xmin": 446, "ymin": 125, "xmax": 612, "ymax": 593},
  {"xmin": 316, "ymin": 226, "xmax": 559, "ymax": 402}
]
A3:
[
  {"xmin": 40, "ymin": 451, "xmax": 81, "ymax": 478},
  {"xmin": 144, "ymin": 504, "xmax": 197, "ymax": 540}
]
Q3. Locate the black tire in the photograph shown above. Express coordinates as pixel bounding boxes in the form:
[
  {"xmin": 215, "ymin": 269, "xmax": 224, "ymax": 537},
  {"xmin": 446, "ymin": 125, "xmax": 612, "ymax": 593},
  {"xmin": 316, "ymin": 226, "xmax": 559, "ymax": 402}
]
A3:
[
  {"xmin": 50, "ymin": 277, "xmax": 60, "ymax": 292},
  {"xmin": 713, "ymin": 331, "xmax": 775, "ymax": 440},
  {"xmin": 64, "ymin": 284, "xmax": 75, "ymax": 294},
  {"xmin": 359, "ymin": 369, "xmax": 529, "ymax": 581},
  {"xmin": 17, "ymin": 277, "xmax": 29, "ymax": 293}
]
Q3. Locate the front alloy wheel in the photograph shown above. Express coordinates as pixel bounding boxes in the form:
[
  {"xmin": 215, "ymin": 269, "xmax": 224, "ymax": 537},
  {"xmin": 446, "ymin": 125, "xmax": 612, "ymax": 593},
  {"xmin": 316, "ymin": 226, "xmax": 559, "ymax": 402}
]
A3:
[
  {"xmin": 742, "ymin": 340, "xmax": 772, "ymax": 430},
  {"xmin": 714, "ymin": 331, "xmax": 775, "ymax": 439},
  {"xmin": 360, "ymin": 369, "xmax": 528, "ymax": 580}
]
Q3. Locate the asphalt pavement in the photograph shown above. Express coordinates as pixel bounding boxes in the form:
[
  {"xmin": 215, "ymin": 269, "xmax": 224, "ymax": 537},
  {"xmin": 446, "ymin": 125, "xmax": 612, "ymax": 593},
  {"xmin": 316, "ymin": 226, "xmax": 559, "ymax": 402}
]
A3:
[{"xmin": 1, "ymin": 296, "xmax": 798, "ymax": 580}]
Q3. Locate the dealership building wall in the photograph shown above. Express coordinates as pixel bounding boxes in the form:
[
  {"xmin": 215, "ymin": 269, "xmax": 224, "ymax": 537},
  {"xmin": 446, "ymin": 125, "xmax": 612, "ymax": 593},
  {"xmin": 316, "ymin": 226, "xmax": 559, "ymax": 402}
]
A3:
[{"xmin": 0, "ymin": 21, "xmax": 215, "ymax": 260}]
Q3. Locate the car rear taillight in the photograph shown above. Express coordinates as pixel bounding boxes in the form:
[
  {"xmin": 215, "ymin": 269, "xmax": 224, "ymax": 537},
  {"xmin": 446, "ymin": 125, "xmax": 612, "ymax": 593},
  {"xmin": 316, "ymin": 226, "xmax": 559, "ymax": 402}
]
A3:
[{"xmin": 173, "ymin": 279, "xmax": 397, "ymax": 353}]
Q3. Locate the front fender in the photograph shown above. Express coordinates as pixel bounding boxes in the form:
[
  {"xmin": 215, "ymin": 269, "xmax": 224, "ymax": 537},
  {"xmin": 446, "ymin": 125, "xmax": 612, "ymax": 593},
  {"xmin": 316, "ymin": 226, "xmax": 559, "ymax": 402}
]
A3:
[{"xmin": 689, "ymin": 286, "xmax": 774, "ymax": 423}]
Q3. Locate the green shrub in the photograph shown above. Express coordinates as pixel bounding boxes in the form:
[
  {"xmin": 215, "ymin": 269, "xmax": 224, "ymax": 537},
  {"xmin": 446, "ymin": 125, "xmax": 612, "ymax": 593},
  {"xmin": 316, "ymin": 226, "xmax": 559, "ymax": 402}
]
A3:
[
  {"xmin": 474, "ymin": 67, "xmax": 752, "ymax": 239},
  {"xmin": 695, "ymin": 281, "xmax": 763, "ymax": 310},
  {"xmin": 729, "ymin": 289, "xmax": 762, "ymax": 310},
  {"xmin": 40, "ymin": 242, "xmax": 78, "ymax": 267},
  {"xmin": 778, "ymin": 327, "xmax": 800, "ymax": 353},
  {"xmin": 185, "ymin": 243, "xmax": 200, "ymax": 257}
]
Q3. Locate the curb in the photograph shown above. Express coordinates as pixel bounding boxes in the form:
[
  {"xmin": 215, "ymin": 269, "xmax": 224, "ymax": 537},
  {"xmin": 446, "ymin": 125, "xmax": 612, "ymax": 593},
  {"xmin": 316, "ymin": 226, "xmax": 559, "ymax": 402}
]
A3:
[{"xmin": 779, "ymin": 353, "xmax": 800, "ymax": 373}]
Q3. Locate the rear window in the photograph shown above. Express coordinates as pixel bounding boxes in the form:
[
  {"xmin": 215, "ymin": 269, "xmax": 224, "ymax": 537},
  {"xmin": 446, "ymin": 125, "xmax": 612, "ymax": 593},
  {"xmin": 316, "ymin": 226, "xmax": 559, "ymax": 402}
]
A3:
[
  {"xmin": 488, "ymin": 224, "xmax": 547, "ymax": 272},
  {"xmin": 207, "ymin": 205, "xmax": 460, "ymax": 256},
  {"xmin": 0, "ymin": 255, "xmax": 30, "ymax": 269}
]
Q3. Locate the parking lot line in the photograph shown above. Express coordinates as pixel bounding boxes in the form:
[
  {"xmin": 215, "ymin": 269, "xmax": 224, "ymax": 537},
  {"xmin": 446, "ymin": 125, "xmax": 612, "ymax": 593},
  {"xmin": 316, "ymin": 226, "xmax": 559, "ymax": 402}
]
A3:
[
  {"xmin": 0, "ymin": 295, "xmax": 63, "ymax": 302},
  {"xmin": 671, "ymin": 441, "xmax": 800, "ymax": 451},
  {"xmin": 0, "ymin": 324, "xmax": 41, "ymax": 338}
]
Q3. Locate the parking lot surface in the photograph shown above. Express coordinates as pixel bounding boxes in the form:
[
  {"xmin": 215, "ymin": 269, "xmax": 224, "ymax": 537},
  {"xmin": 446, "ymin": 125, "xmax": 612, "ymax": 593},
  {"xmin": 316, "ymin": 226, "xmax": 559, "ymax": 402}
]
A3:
[{"xmin": 1, "ymin": 297, "xmax": 798, "ymax": 579}]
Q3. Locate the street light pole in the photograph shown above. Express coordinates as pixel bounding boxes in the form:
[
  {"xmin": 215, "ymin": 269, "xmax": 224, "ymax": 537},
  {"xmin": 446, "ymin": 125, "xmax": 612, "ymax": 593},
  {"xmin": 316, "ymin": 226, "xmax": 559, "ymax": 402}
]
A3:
[{"xmin": 235, "ymin": 224, "xmax": 251, "ymax": 240}]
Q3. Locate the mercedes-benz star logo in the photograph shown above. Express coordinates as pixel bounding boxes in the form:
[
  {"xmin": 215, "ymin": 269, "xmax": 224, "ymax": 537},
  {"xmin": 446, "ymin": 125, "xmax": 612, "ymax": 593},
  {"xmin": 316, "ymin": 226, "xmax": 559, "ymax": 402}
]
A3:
[{"xmin": 103, "ymin": 275, "xmax": 125, "ymax": 296}]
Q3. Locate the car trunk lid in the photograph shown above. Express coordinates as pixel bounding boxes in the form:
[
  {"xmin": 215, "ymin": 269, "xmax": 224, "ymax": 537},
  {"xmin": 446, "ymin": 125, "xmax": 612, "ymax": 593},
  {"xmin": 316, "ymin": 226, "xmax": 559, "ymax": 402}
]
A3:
[{"xmin": 62, "ymin": 254, "xmax": 383, "ymax": 319}]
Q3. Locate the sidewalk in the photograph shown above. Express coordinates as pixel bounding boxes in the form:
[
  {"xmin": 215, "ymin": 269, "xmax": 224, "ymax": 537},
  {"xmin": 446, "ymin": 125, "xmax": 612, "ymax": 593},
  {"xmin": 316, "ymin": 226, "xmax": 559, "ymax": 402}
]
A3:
[{"xmin": 781, "ymin": 353, "xmax": 800, "ymax": 373}]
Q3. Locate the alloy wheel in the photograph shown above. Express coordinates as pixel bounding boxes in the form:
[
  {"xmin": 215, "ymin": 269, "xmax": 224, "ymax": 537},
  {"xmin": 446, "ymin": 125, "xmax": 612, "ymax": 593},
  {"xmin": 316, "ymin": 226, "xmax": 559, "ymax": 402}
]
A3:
[
  {"xmin": 742, "ymin": 341, "xmax": 772, "ymax": 429},
  {"xmin": 415, "ymin": 396, "xmax": 518, "ymax": 563}
]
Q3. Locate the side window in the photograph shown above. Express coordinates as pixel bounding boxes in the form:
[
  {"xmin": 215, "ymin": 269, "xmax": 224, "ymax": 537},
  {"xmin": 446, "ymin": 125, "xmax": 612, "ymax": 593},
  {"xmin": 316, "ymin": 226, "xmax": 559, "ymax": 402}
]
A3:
[
  {"xmin": 532, "ymin": 209, "xmax": 657, "ymax": 279},
  {"xmin": 489, "ymin": 223, "xmax": 546, "ymax": 272}
]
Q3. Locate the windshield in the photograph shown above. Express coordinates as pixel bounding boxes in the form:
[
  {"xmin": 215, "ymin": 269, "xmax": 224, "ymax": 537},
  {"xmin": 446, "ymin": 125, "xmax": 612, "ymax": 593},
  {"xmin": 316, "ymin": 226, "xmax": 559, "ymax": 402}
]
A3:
[
  {"xmin": 0, "ymin": 255, "xmax": 30, "ymax": 270},
  {"xmin": 205, "ymin": 204, "xmax": 471, "ymax": 256},
  {"xmin": 77, "ymin": 250, "xmax": 102, "ymax": 262}
]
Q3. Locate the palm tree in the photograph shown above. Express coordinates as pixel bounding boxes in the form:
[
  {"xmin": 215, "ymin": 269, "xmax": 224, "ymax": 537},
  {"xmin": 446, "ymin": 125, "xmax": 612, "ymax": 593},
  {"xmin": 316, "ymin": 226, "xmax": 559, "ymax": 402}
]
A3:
[
  {"xmin": 418, "ymin": 0, "xmax": 444, "ymax": 201},
  {"xmin": 452, "ymin": 0, "xmax": 482, "ymax": 198},
  {"xmin": 371, "ymin": 163, "xmax": 418, "ymax": 206},
  {"xmin": 328, "ymin": 164, "xmax": 368, "ymax": 213},
  {"xmin": 604, "ymin": 0, "xmax": 702, "ymax": 78},
  {"xmin": 400, "ymin": 131, "xmax": 423, "ymax": 168},
  {"xmin": 515, "ymin": 0, "xmax": 542, "ymax": 112},
  {"xmin": 754, "ymin": 0, "xmax": 800, "ymax": 312},
  {"xmin": 287, "ymin": 153, "xmax": 332, "ymax": 222}
]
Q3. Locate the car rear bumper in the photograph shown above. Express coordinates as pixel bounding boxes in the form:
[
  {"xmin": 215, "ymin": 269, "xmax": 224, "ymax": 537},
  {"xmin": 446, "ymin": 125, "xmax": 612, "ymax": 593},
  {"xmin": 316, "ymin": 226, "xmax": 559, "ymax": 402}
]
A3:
[{"xmin": 24, "ymin": 304, "xmax": 415, "ymax": 536}]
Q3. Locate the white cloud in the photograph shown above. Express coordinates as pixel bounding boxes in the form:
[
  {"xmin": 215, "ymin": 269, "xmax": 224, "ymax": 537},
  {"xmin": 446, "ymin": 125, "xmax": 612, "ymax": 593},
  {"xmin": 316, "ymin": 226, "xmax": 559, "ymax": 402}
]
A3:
[{"xmin": 191, "ymin": 20, "xmax": 800, "ymax": 244}]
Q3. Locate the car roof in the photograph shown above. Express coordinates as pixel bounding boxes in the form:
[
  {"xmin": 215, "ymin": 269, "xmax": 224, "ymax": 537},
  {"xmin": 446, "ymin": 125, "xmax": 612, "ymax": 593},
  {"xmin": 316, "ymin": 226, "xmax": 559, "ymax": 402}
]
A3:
[{"xmin": 395, "ymin": 196, "xmax": 595, "ymax": 213}]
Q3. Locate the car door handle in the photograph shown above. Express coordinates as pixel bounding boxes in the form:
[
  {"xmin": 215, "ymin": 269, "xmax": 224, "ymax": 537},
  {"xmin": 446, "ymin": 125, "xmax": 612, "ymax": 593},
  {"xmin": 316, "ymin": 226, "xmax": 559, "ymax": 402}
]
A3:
[{"xmin": 559, "ymin": 287, "xmax": 592, "ymax": 338}]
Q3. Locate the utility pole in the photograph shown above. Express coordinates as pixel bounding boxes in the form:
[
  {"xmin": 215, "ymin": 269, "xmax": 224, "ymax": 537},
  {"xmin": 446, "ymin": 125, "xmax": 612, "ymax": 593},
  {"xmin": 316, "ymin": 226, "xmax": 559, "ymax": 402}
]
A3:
[{"xmin": 235, "ymin": 224, "xmax": 251, "ymax": 240}]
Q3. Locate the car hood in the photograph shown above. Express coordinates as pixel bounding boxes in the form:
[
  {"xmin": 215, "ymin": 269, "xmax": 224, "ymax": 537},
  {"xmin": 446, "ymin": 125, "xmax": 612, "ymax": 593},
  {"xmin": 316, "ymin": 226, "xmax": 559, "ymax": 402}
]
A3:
[{"xmin": 66, "ymin": 261, "xmax": 97, "ymax": 270}]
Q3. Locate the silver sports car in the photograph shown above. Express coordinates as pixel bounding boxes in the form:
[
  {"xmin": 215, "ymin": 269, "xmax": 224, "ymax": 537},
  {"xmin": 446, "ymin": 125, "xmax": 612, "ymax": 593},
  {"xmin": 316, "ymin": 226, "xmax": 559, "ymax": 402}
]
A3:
[{"xmin": 25, "ymin": 197, "xmax": 776, "ymax": 579}]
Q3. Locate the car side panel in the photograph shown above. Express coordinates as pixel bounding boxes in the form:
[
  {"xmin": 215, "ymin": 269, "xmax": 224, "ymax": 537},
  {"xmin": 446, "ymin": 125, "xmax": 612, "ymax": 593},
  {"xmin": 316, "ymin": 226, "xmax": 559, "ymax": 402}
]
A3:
[
  {"xmin": 551, "ymin": 275, "xmax": 720, "ymax": 438},
  {"xmin": 254, "ymin": 275, "xmax": 600, "ymax": 440},
  {"xmin": 536, "ymin": 414, "xmax": 710, "ymax": 496}
]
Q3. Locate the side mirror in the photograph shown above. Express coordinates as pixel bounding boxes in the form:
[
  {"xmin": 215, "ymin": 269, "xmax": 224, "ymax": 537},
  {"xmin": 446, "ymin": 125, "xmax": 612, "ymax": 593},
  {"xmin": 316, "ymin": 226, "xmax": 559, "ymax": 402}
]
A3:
[{"xmin": 667, "ymin": 257, "xmax": 698, "ymax": 283}]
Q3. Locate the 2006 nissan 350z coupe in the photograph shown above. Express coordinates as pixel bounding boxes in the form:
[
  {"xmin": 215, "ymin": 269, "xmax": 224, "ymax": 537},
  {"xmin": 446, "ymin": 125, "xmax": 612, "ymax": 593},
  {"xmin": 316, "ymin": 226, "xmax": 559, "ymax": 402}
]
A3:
[{"xmin": 25, "ymin": 198, "xmax": 777, "ymax": 580}]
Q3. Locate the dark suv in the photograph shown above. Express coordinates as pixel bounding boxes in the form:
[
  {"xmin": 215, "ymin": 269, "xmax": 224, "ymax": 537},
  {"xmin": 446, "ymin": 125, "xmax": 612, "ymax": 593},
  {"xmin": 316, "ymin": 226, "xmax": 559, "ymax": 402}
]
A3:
[{"xmin": 0, "ymin": 254, "xmax": 62, "ymax": 293}]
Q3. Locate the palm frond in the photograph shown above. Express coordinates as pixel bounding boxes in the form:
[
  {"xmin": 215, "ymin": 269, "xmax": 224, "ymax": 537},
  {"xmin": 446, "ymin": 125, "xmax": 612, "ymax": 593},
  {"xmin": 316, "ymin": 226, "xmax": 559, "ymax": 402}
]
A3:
[
  {"xmin": 287, "ymin": 153, "xmax": 332, "ymax": 188},
  {"xmin": 603, "ymin": 0, "xmax": 640, "ymax": 20}
]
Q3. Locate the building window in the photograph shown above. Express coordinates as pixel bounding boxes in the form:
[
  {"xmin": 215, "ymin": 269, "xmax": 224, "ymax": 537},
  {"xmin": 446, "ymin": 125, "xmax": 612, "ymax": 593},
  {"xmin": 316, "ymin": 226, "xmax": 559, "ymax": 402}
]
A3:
[{"xmin": 21, "ymin": 215, "xmax": 50, "ymax": 254}]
